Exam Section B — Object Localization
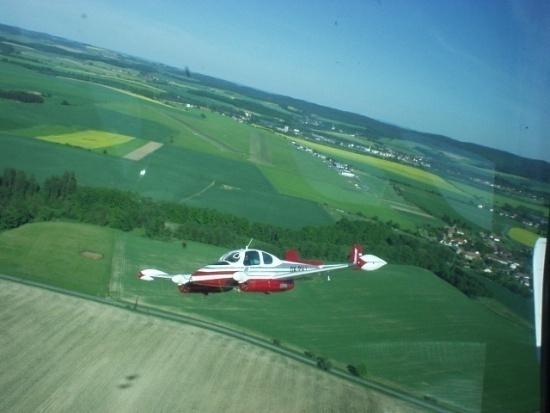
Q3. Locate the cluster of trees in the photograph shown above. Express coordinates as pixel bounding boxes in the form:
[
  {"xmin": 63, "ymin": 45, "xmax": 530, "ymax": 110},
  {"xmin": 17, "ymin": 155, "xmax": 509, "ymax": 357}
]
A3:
[
  {"xmin": 0, "ymin": 168, "xmax": 491, "ymax": 298},
  {"xmin": 0, "ymin": 89, "xmax": 44, "ymax": 103},
  {"xmin": 347, "ymin": 363, "xmax": 367, "ymax": 377},
  {"xmin": 302, "ymin": 350, "xmax": 332, "ymax": 371}
]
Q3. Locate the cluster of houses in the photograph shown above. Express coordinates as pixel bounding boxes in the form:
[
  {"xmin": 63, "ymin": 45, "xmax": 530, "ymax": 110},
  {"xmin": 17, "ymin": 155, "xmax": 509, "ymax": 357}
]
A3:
[
  {"xmin": 440, "ymin": 226, "xmax": 531, "ymax": 288},
  {"xmin": 277, "ymin": 125, "xmax": 301, "ymax": 135},
  {"xmin": 306, "ymin": 133, "xmax": 432, "ymax": 169}
]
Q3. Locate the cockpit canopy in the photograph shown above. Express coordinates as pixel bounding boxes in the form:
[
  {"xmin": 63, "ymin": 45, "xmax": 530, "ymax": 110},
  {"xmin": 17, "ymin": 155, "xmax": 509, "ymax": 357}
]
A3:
[
  {"xmin": 221, "ymin": 251, "xmax": 241, "ymax": 263},
  {"xmin": 217, "ymin": 249, "xmax": 279, "ymax": 266}
]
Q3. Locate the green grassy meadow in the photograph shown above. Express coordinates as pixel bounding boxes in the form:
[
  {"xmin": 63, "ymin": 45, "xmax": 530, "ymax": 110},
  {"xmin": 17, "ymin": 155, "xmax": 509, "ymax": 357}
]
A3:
[
  {"xmin": 0, "ymin": 222, "xmax": 114, "ymax": 295},
  {"xmin": 508, "ymin": 227, "xmax": 540, "ymax": 247},
  {"xmin": 0, "ymin": 222, "xmax": 539, "ymax": 413}
]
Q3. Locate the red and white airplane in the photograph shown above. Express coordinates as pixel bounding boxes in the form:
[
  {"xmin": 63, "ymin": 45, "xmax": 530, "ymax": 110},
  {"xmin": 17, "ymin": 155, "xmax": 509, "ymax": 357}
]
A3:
[{"xmin": 138, "ymin": 243, "xmax": 387, "ymax": 294}]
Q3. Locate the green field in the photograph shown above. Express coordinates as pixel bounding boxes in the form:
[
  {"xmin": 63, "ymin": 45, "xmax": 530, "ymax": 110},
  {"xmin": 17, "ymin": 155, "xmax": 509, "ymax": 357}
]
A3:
[
  {"xmin": 38, "ymin": 129, "xmax": 134, "ymax": 149},
  {"xmin": 0, "ymin": 58, "xmax": 453, "ymax": 231},
  {"xmin": 293, "ymin": 137, "xmax": 462, "ymax": 194},
  {"xmin": 508, "ymin": 227, "xmax": 540, "ymax": 247},
  {"xmin": 0, "ymin": 280, "xmax": 419, "ymax": 413},
  {"xmin": 0, "ymin": 222, "xmax": 539, "ymax": 413},
  {"xmin": 0, "ymin": 222, "xmax": 114, "ymax": 295},
  {"xmin": 0, "ymin": 135, "xmax": 332, "ymax": 227},
  {"xmin": 449, "ymin": 179, "xmax": 549, "ymax": 215}
]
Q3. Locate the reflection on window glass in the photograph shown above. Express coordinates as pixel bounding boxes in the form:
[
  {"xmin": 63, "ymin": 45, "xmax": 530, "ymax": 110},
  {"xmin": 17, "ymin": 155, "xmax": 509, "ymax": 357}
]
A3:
[
  {"xmin": 244, "ymin": 250, "xmax": 260, "ymax": 266},
  {"xmin": 263, "ymin": 252, "xmax": 273, "ymax": 265}
]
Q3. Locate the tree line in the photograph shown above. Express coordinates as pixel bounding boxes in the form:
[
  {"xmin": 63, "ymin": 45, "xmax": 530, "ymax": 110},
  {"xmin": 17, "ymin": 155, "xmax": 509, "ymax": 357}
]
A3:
[
  {"xmin": 0, "ymin": 89, "xmax": 44, "ymax": 103},
  {"xmin": 0, "ymin": 168, "xmax": 491, "ymax": 297}
]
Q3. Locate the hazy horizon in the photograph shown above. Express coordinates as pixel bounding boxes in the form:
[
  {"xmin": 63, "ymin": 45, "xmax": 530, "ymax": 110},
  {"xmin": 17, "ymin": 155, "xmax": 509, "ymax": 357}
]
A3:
[{"xmin": 1, "ymin": 0, "xmax": 549, "ymax": 162}]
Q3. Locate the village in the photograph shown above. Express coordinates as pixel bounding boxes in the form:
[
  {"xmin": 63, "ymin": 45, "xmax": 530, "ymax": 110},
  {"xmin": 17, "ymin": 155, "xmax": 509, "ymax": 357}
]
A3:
[
  {"xmin": 439, "ymin": 225, "xmax": 532, "ymax": 291},
  {"xmin": 289, "ymin": 137, "xmax": 534, "ymax": 294}
]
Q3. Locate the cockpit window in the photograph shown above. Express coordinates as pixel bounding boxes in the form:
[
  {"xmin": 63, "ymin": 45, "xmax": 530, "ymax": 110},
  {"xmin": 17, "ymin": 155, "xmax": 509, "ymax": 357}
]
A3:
[
  {"xmin": 262, "ymin": 252, "xmax": 273, "ymax": 265},
  {"xmin": 243, "ymin": 250, "xmax": 260, "ymax": 266},
  {"xmin": 222, "ymin": 251, "xmax": 241, "ymax": 263}
]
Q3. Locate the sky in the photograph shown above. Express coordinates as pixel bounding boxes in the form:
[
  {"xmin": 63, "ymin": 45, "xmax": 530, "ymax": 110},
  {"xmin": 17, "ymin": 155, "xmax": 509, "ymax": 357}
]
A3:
[{"xmin": 1, "ymin": 0, "xmax": 549, "ymax": 161}]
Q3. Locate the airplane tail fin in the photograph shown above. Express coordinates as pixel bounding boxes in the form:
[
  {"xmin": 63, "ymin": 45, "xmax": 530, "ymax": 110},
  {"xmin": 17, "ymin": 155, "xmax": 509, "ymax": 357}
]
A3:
[{"xmin": 349, "ymin": 244, "xmax": 364, "ymax": 266}]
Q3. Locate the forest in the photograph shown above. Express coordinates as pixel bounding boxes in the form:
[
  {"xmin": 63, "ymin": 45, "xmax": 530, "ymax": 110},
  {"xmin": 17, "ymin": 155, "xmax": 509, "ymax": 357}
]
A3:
[{"xmin": 0, "ymin": 168, "xmax": 490, "ymax": 297}]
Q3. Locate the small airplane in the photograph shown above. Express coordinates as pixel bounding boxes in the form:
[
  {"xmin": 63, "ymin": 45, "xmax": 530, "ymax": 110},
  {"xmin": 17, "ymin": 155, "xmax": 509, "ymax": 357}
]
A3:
[{"xmin": 138, "ymin": 242, "xmax": 387, "ymax": 294}]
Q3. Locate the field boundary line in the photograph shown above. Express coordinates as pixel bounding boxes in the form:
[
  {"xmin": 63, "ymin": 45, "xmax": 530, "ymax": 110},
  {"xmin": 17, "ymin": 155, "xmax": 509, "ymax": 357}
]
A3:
[
  {"xmin": 390, "ymin": 204, "xmax": 434, "ymax": 219},
  {"xmin": 0, "ymin": 274, "xmax": 461, "ymax": 413},
  {"xmin": 108, "ymin": 233, "xmax": 127, "ymax": 299},
  {"xmin": 182, "ymin": 180, "xmax": 216, "ymax": 201}
]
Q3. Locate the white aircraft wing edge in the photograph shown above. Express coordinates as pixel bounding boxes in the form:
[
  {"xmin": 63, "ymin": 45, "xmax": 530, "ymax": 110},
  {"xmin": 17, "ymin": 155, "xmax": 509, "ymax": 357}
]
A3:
[
  {"xmin": 533, "ymin": 237, "xmax": 546, "ymax": 351},
  {"xmin": 272, "ymin": 263, "xmax": 351, "ymax": 280},
  {"xmin": 139, "ymin": 269, "xmax": 191, "ymax": 285}
]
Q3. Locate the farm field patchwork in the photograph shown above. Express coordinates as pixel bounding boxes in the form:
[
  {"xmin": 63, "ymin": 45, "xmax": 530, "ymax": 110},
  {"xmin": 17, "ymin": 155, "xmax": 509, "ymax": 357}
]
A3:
[
  {"xmin": 0, "ymin": 62, "xmax": 178, "ymax": 142},
  {"xmin": 0, "ymin": 58, "xmax": 466, "ymax": 231},
  {"xmin": 0, "ymin": 135, "xmax": 332, "ymax": 227},
  {"xmin": 119, "ymin": 255, "xmax": 539, "ymax": 413},
  {"xmin": 449, "ymin": 179, "xmax": 549, "ymax": 215},
  {"xmin": 0, "ymin": 26, "xmax": 546, "ymax": 413},
  {"xmin": 292, "ymin": 137, "xmax": 462, "ymax": 194},
  {"xmin": 0, "ymin": 222, "xmax": 538, "ymax": 413},
  {"xmin": 0, "ymin": 280, "xmax": 419, "ymax": 413},
  {"xmin": 252, "ymin": 132, "xmax": 435, "ymax": 229}
]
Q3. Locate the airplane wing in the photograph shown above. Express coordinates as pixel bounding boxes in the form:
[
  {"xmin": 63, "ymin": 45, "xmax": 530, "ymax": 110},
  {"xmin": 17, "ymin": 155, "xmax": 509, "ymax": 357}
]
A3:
[
  {"xmin": 271, "ymin": 263, "xmax": 352, "ymax": 280},
  {"xmin": 138, "ymin": 269, "xmax": 191, "ymax": 285},
  {"xmin": 271, "ymin": 251, "xmax": 387, "ymax": 281}
]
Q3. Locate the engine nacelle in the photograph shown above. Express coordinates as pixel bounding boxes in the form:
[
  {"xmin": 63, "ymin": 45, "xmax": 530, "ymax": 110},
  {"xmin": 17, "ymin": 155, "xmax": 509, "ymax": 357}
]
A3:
[{"xmin": 239, "ymin": 279, "xmax": 295, "ymax": 293}]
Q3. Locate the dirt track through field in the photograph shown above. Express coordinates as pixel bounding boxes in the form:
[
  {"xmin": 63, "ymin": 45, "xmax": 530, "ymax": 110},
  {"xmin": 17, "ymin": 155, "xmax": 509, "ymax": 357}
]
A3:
[
  {"xmin": 123, "ymin": 141, "xmax": 163, "ymax": 161},
  {"xmin": 391, "ymin": 204, "xmax": 434, "ymax": 219},
  {"xmin": 182, "ymin": 180, "xmax": 216, "ymax": 201},
  {"xmin": 0, "ymin": 280, "xmax": 422, "ymax": 413}
]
